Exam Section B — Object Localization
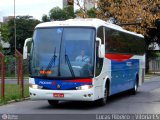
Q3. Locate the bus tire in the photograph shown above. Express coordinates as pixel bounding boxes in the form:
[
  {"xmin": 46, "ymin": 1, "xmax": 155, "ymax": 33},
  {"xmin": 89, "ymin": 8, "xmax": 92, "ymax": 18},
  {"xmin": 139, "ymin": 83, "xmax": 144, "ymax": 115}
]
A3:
[
  {"xmin": 130, "ymin": 78, "xmax": 138, "ymax": 95},
  {"xmin": 97, "ymin": 84, "xmax": 108, "ymax": 106},
  {"xmin": 48, "ymin": 100, "xmax": 59, "ymax": 106}
]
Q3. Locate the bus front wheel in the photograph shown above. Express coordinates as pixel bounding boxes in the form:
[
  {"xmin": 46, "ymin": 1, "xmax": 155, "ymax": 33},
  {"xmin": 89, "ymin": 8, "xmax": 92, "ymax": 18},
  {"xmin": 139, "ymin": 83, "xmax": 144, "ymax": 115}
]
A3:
[
  {"xmin": 48, "ymin": 100, "xmax": 59, "ymax": 106},
  {"xmin": 97, "ymin": 85, "xmax": 108, "ymax": 106}
]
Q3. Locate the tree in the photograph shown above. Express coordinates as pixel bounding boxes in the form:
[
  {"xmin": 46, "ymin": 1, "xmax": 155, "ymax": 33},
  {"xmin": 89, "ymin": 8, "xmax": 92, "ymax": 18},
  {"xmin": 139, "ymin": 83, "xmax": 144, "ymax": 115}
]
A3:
[
  {"xmin": 97, "ymin": 0, "xmax": 160, "ymax": 35},
  {"xmin": 75, "ymin": 7, "xmax": 96, "ymax": 18},
  {"xmin": 0, "ymin": 23, "xmax": 9, "ymax": 42},
  {"xmin": 42, "ymin": 14, "xmax": 50, "ymax": 22},
  {"xmin": 8, "ymin": 16, "xmax": 40, "ymax": 53},
  {"xmin": 63, "ymin": 5, "xmax": 75, "ymax": 19},
  {"xmin": 43, "ymin": 5, "xmax": 75, "ymax": 22},
  {"xmin": 96, "ymin": 0, "xmax": 160, "ymax": 73},
  {"xmin": 0, "ymin": 23, "xmax": 9, "ymax": 54},
  {"xmin": 74, "ymin": 0, "xmax": 96, "ymax": 18},
  {"xmin": 87, "ymin": 7, "xmax": 96, "ymax": 18},
  {"xmin": 49, "ymin": 7, "xmax": 66, "ymax": 21}
]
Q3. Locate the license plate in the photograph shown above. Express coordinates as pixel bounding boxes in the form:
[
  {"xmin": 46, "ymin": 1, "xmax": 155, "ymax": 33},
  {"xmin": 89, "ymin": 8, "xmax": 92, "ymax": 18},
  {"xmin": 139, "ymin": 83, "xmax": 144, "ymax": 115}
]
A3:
[{"xmin": 53, "ymin": 93, "xmax": 64, "ymax": 98}]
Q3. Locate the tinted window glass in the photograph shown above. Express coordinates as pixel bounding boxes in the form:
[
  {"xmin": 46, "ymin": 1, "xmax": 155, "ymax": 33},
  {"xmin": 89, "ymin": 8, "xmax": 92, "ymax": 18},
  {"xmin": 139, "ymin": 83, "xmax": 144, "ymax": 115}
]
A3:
[
  {"xmin": 97, "ymin": 26, "xmax": 104, "ymax": 44},
  {"xmin": 31, "ymin": 27, "xmax": 95, "ymax": 78},
  {"xmin": 105, "ymin": 27, "xmax": 145, "ymax": 55}
]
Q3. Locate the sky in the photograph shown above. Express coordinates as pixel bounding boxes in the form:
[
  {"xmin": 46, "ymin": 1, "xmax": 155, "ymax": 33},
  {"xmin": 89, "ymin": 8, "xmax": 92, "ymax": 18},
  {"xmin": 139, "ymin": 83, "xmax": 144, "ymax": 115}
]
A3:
[{"xmin": 0, "ymin": 0, "xmax": 63, "ymax": 22}]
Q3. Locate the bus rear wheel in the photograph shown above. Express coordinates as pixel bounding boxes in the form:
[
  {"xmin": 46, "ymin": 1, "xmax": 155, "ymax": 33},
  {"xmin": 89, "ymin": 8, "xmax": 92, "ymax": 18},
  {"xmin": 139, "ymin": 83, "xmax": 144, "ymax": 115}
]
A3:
[
  {"xmin": 130, "ymin": 79, "xmax": 138, "ymax": 95},
  {"xmin": 48, "ymin": 100, "xmax": 59, "ymax": 106}
]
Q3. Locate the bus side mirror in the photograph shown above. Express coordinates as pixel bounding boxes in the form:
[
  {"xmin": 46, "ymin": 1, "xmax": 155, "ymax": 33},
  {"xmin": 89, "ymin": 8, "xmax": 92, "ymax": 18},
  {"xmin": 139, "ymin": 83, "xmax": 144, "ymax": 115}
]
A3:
[
  {"xmin": 23, "ymin": 38, "xmax": 32, "ymax": 59},
  {"xmin": 96, "ymin": 37, "xmax": 105, "ymax": 58}
]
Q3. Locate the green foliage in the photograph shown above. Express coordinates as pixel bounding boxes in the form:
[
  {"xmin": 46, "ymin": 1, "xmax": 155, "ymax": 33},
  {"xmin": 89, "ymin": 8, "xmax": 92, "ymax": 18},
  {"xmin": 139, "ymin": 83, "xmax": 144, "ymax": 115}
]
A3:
[
  {"xmin": 42, "ymin": 5, "xmax": 75, "ymax": 21},
  {"xmin": 42, "ymin": 14, "xmax": 50, "ymax": 22},
  {"xmin": 87, "ymin": 7, "xmax": 96, "ymax": 18},
  {"xmin": 0, "ymin": 23, "xmax": 9, "ymax": 42},
  {"xmin": 4, "ymin": 55, "xmax": 16, "ymax": 76},
  {"xmin": 8, "ymin": 16, "xmax": 40, "ymax": 54},
  {"xmin": 42, "ymin": 5, "xmax": 96, "ymax": 21},
  {"xmin": 63, "ymin": 5, "xmax": 75, "ymax": 19},
  {"xmin": 49, "ymin": 7, "xmax": 66, "ymax": 20},
  {"xmin": 75, "ymin": 7, "xmax": 96, "ymax": 18},
  {"xmin": 155, "ymin": 19, "xmax": 160, "ymax": 29},
  {"xmin": 0, "ymin": 43, "xmax": 2, "ymax": 51},
  {"xmin": 145, "ymin": 28, "xmax": 160, "ymax": 49},
  {"xmin": 156, "ymin": 52, "xmax": 160, "ymax": 57}
]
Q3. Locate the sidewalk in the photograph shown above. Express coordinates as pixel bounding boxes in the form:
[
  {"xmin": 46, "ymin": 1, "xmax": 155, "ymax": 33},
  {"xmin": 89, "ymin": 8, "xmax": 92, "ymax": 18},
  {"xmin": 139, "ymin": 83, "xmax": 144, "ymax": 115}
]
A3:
[
  {"xmin": 0, "ymin": 77, "xmax": 29, "ymax": 80},
  {"xmin": 144, "ymin": 74, "xmax": 160, "ymax": 81}
]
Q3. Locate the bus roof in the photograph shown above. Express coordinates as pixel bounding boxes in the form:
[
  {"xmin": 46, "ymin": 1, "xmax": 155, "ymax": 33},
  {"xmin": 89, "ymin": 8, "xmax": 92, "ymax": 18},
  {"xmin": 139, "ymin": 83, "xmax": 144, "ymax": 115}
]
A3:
[{"xmin": 36, "ymin": 18, "xmax": 144, "ymax": 38}]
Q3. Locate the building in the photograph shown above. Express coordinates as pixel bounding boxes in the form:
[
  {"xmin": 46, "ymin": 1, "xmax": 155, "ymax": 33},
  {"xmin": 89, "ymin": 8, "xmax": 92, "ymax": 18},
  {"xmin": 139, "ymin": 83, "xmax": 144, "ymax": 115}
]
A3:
[
  {"xmin": 63, "ymin": 0, "xmax": 74, "ymax": 7},
  {"xmin": 0, "ymin": 40, "xmax": 10, "ymax": 49},
  {"xmin": 3, "ymin": 16, "xmax": 14, "ymax": 23},
  {"xmin": 74, "ymin": 0, "xmax": 96, "ymax": 11},
  {"xmin": 63, "ymin": 0, "xmax": 68, "ymax": 7},
  {"xmin": 84, "ymin": 0, "xmax": 96, "ymax": 10},
  {"xmin": 67, "ymin": 0, "xmax": 74, "ymax": 5}
]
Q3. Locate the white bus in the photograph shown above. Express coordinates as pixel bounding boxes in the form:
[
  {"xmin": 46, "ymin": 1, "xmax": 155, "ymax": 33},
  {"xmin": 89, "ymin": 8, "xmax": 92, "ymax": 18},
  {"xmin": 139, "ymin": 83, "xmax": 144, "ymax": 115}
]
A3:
[{"xmin": 23, "ymin": 18, "xmax": 145, "ymax": 105}]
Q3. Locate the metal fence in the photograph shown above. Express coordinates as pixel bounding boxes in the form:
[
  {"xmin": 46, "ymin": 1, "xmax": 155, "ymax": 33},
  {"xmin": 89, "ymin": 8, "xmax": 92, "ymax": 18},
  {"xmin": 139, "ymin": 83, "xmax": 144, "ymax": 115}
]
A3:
[
  {"xmin": 4, "ymin": 55, "xmax": 29, "ymax": 77},
  {"xmin": 0, "ymin": 51, "xmax": 29, "ymax": 104},
  {"xmin": 149, "ymin": 58, "xmax": 160, "ymax": 73}
]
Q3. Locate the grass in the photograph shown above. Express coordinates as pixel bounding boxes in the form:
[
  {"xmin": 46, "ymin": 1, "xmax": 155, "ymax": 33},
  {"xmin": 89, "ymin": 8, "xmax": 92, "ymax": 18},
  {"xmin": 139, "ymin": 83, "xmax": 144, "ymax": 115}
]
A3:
[
  {"xmin": 5, "ymin": 74, "xmax": 29, "ymax": 78},
  {"xmin": 146, "ymin": 72, "xmax": 160, "ymax": 76},
  {"xmin": 0, "ymin": 84, "xmax": 29, "ymax": 105}
]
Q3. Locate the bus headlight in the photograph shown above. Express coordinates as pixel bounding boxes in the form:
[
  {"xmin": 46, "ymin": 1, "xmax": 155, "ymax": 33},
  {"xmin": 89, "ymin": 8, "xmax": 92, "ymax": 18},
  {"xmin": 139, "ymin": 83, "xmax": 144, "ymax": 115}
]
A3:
[
  {"xmin": 29, "ymin": 84, "xmax": 43, "ymax": 89},
  {"xmin": 76, "ymin": 85, "xmax": 93, "ymax": 90}
]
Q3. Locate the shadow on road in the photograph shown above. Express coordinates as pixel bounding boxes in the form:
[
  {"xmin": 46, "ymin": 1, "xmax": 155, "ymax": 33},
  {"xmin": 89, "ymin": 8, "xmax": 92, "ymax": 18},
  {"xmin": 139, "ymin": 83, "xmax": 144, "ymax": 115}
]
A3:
[{"xmin": 37, "ymin": 90, "xmax": 137, "ymax": 110}]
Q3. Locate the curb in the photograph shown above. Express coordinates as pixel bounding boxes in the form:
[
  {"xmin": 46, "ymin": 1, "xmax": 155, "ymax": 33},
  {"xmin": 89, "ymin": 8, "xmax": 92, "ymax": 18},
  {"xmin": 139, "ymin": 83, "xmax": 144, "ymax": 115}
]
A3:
[{"xmin": 0, "ymin": 97, "xmax": 30, "ymax": 106}]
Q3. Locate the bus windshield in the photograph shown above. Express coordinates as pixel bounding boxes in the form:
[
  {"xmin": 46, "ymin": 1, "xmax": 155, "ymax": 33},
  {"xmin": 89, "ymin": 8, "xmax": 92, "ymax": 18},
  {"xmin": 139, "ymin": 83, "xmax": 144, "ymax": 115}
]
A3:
[{"xmin": 31, "ymin": 27, "xmax": 95, "ymax": 79}]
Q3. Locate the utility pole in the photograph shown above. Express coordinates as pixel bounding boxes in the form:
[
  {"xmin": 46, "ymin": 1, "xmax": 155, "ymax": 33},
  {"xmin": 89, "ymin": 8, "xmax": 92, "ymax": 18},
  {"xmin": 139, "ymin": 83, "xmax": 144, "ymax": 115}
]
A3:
[
  {"xmin": 14, "ymin": 0, "xmax": 16, "ymax": 50},
  {"xmin": 14, "ymin": 0, "xmax": 17, "ymax": 77}
]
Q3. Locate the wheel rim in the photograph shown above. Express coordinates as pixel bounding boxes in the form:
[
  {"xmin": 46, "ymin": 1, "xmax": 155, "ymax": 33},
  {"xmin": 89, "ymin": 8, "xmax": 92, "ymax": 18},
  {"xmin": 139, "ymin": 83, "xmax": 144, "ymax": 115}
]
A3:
[
  {"xmin": 104, "ymin": 88, "xmax": 107, "ymax": 101},
  {"xmin": 134, "ymin": 82, "xmax": 137, "ymax": 91}
]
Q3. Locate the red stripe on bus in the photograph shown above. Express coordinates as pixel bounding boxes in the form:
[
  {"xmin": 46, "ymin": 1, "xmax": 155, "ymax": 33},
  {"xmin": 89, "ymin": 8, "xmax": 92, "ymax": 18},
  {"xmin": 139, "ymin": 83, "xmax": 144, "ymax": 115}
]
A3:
[
  {"xmin": 105, "ymin": 54, "xmax": 133, "ymax": 62},
  {"xmin": 65, "ymin": 78, "xmax": 92, "ymax": 83}
]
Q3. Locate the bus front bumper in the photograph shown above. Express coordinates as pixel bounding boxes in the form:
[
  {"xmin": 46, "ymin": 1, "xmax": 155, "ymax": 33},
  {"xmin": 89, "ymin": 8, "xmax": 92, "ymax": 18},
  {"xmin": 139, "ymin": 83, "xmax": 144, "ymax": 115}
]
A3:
[{"xmin": 29, "ymin": 87, "xmax": 94, "ymax": 101}]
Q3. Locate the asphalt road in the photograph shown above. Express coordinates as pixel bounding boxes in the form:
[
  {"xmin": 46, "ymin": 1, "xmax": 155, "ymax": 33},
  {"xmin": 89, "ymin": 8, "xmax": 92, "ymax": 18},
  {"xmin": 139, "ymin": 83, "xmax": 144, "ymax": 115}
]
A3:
[{"xmin": 0, "ymin": 76, "xmax": 160, "ymax": 120}]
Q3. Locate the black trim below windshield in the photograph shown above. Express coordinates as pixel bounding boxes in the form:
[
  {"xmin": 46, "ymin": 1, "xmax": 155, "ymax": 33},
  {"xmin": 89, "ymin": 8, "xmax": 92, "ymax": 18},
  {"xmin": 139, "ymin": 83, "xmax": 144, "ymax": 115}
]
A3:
[{"xmin": 29, "ymin": 75, "xmax": 93, "ymax": 80}]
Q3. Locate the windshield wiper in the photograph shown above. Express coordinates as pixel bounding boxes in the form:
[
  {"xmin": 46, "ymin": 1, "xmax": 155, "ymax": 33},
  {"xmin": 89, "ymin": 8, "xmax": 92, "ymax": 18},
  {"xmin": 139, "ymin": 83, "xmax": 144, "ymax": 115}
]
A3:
[
  {"xmin": 65, "ymin": 49, "xmax": 75, "ymax": 77},
  {"xmin": 46, "ymin": 47, "xmax": 57, "ymax": 71}
]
